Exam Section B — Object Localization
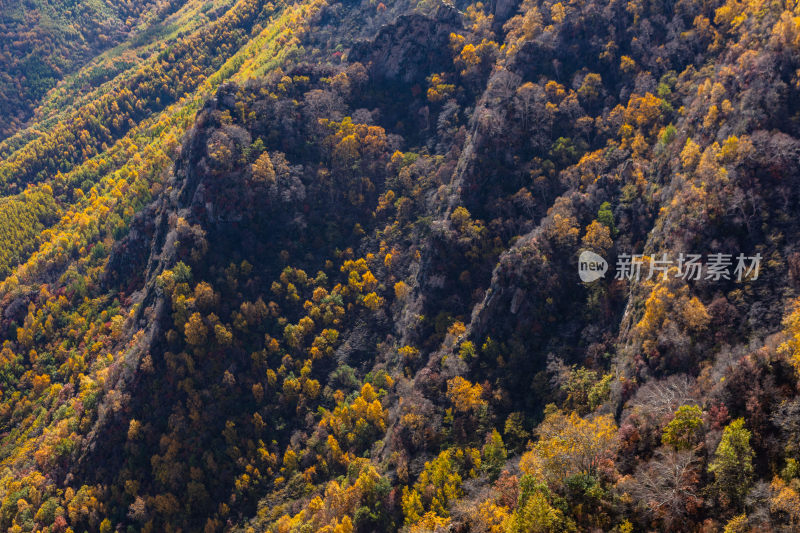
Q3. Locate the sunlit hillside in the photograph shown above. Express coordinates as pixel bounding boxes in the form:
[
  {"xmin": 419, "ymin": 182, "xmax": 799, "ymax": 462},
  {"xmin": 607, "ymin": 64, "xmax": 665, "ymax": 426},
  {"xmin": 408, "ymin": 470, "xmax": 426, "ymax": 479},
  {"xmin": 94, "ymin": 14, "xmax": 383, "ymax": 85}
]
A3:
[{"xmin": 2, "ymin": 0, "xmax": 800, "ymax": 531}]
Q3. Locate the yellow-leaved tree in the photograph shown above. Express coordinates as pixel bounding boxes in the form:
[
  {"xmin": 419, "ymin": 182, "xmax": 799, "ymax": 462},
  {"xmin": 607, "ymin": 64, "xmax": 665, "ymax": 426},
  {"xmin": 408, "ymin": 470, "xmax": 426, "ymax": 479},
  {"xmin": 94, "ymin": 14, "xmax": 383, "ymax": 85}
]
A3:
[
  {"xmin": 779, "ymin": 298, "xmax": 800, "ymax": 375},
  {"xmin": 447, "ymin": 376, "xmax": 487, "ymax": 413},
  {"xmin": 520, "ymin": 407, "xmax": 618, "ymax": 489}
]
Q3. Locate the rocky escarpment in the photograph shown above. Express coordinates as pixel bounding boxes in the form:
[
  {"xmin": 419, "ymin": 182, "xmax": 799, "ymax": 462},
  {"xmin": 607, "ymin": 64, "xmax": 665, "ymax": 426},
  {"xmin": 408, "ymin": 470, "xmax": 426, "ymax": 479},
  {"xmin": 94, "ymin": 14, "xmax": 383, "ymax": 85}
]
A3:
[{"xmin": 349, "ymin": 4, "xmax": 463, "ymax": 84}]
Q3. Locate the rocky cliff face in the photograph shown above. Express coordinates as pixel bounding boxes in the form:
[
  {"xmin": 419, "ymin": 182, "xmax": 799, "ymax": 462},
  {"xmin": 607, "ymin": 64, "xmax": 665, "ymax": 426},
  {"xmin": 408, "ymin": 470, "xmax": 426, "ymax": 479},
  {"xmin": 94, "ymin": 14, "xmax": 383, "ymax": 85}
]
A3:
[
  {"xmin": 4, "ymin": 0, "xmax": 800, "ymax": 531},
  {"xmin": 350, "ymin": 5, "xmax": 463, "ymax": 83}
]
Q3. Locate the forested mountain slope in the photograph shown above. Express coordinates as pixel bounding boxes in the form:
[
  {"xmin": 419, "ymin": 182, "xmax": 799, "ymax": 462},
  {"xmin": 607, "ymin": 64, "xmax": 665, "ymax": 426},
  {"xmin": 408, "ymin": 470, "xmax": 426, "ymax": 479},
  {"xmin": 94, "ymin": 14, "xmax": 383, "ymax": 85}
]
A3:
[
  {"xmin": 0, "ymin": 0, "xmax": 197, "ymax": 141},
  {"xmin": 2, "ymin": 0, "xmax": 800, "ymax": 531}
]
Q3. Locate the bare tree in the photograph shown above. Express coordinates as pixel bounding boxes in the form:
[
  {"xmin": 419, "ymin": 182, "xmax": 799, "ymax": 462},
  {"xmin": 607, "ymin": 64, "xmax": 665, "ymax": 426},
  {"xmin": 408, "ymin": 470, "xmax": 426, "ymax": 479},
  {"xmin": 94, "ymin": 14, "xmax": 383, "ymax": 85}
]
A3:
[
  {"xmin": 626, "ymin": 374, "xmax": 698, "ymax": 424},
  {"xmin": 624, "ymin": 449, "xmax": 702, "ymax": 530},
  {"xmin": 513, "ymin": 82, "xmax": 545, "ymax": 130},
  {"xmin": 486, "ymin": 68, "xmax": 522, "ymax": 104},
  {"xmin": 303, "ymin": 89, "xmax": 345, "ymax": 121}
]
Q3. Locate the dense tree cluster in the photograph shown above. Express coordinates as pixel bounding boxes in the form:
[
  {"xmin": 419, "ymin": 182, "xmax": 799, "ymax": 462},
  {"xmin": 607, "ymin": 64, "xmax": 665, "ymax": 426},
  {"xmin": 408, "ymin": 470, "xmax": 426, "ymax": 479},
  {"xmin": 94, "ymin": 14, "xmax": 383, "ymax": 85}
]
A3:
[
  {"xmin": 1, "ymin": 0, "xmax": 800, "ymax": 531},
  {"xmin": 0, "ymin": 0, "xmax": 186, "ymax": 141}
]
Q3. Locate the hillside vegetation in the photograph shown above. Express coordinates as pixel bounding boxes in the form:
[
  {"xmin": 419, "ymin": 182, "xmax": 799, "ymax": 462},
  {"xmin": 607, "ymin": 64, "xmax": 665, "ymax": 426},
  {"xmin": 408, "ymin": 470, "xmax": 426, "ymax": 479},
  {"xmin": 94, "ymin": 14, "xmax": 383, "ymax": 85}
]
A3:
[{"xmin": 1, "ymin": 0, "xmax": 800, "ymax": 531}]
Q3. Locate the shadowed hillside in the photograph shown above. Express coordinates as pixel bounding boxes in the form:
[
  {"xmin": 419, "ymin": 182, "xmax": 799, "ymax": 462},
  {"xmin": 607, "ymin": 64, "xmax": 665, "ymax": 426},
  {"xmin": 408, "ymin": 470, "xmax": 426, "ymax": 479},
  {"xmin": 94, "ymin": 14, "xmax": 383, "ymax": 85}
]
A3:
[{"xmin": 2, "ymin": 0, "xmax": 800, "ymax": 532}]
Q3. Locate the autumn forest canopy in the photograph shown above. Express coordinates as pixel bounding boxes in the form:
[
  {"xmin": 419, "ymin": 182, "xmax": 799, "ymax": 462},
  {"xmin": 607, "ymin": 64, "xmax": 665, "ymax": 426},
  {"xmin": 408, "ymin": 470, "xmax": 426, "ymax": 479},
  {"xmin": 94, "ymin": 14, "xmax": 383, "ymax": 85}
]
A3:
[{"xmin": 3, "ymin": 0, "xmax": 800, "ymax": 531}]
